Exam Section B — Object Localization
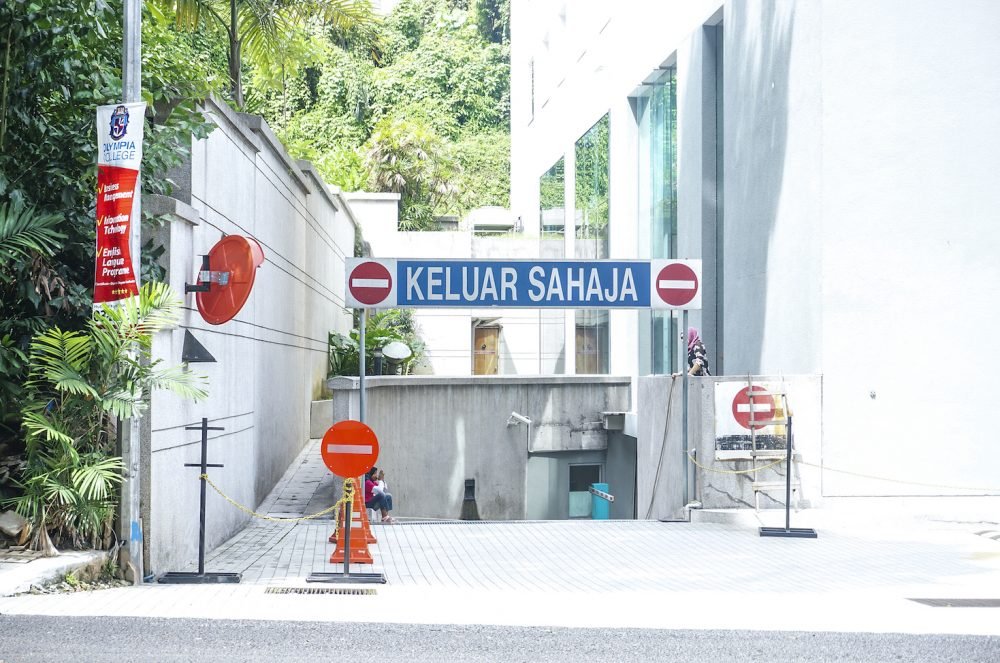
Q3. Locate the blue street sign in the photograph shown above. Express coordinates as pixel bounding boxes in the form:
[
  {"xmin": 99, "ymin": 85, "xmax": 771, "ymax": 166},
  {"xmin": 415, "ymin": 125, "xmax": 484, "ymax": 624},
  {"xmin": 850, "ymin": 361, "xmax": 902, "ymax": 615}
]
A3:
[{"xmin": 345, "ymin": 258, "xmax": 701, "ymax": 310}]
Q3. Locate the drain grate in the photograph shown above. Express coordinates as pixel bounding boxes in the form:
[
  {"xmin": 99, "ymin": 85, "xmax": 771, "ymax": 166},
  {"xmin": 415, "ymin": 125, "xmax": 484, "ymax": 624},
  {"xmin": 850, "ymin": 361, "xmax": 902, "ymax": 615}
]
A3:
[
  {"xmin": 265, "ymin": 586, "xmax": 376, "ymax": 596},
  {"xmin": 908, "ymin": 598, "xmax": 1000, "ymax": 608},
  {"xmin": 265, "ymin": 586, "xmax": 377, "ymax": 596}
]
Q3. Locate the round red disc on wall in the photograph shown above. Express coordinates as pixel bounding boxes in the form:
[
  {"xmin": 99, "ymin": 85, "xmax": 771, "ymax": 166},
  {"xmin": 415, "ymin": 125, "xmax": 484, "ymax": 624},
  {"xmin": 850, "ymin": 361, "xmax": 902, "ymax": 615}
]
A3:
[{"xmin": 196, "ymin": 235, "xmax": 266, "ymax": 325}]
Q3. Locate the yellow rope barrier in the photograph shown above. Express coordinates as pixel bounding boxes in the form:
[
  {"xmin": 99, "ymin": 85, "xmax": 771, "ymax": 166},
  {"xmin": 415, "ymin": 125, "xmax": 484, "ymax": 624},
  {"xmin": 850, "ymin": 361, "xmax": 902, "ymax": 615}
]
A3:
[
  {"xmin": 685, "ymin": 455, "xmax": 1000, "ymax": 492},
  {"xmin": 795, "ymin": 461, "xmax": 1000, "ymax": 493},
  {"xmin": 686, "ymin": 451, "xmax": 785, "ymax": 475},
  {"xmin": 200, "ymin": 473, "xmax": 349, "ymax": 523}
]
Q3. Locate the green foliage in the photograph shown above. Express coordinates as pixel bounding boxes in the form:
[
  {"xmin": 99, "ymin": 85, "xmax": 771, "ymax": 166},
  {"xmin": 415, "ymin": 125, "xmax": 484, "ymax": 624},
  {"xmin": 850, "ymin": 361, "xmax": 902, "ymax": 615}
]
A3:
[
  {"xmin": 0, "ymin": 0, "xmax": 218, "ymax": 453},
  {"xmin": 575, "ymin": 114, "xmax": 610, "ymax": 241},
  {"xmin": 2, "ymin": 282, "xmax": 208, "ymax": 552},
  {"xmin": 161, "ymin": 0, "xmax": 379, "ymax": 108},
  {"xmin": 364, "ymin": 114, "xmax": 458, "ymax": 230},
  {"xmin": 452, "ymin": 129, "xmax": 509, "ymax": 212},
  {"xmin": 252, "ymin": 0, "xmax": 510, "ymax": 226},
  {"xmin": 328, "ymin": 309, "xmax": 424, "ymax": 376},
  {"xmin": 472, "ymin": 0, "xmax": 509, "ymax": 45}
]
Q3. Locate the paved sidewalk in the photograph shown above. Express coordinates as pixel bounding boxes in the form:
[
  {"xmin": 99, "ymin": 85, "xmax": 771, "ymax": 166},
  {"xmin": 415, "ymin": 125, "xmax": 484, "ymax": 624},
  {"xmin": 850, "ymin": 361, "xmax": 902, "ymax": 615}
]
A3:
[{"xmin": 2, "ymin": 440, "xmax": 1000, "ymax": 635}]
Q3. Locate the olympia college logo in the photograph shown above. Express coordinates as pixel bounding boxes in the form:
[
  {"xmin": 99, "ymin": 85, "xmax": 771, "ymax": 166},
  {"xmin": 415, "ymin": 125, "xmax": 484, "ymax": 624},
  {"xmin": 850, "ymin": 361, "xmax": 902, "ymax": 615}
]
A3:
[{"xmin": 109, "ymin": 105, "xmax": 130, "ymax": 140}]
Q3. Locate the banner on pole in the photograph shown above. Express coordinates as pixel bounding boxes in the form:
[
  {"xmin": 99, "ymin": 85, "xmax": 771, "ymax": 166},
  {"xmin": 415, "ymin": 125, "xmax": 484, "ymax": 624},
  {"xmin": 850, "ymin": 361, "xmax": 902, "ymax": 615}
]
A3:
[{"xmin": 94, "ymin": 102, "xmax": 145, "ymax": 306}]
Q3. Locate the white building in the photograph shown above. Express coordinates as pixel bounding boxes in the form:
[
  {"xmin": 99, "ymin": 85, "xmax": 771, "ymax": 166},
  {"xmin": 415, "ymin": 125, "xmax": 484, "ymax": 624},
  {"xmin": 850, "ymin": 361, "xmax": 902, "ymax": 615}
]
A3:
[{"xmin": 502, "ymin": 0, "xmax": 1000, "ymax": 503}]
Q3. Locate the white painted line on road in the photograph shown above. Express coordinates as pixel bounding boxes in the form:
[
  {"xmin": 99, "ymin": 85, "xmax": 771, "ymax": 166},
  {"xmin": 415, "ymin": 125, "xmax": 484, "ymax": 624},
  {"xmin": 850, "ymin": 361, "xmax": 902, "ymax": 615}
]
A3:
[{"xmin": 326, "ymin": 444, "xmax": 373, "ymax": 455}]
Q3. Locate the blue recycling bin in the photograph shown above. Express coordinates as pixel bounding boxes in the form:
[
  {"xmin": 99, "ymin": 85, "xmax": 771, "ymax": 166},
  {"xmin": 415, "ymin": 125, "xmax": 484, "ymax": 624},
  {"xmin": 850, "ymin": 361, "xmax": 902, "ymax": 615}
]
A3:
[{"xmin": 591, "ymin": 482, "xmax": 611, "ymax": 520}]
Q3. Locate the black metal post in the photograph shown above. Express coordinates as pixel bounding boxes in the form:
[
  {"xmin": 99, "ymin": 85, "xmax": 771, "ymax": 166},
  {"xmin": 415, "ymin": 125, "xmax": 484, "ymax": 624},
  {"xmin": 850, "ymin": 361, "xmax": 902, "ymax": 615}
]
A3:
[
  {"xmin": 158, "ymin": 418, "xmax": 242, "ymax": 583},
  {"xmin": 759, "ymin": 414, "xmax": 817, "ymax": 539},
  {"xmin": 307, "ymin": 476, "xmax": 385, "ymax": 584},
  {"xmin": 343, "ymin": 487, "xmax": 352, "ymax": 578},
  {"xmin": 784, "ymin": 415, "xmax": 793, "ymax": 531}
]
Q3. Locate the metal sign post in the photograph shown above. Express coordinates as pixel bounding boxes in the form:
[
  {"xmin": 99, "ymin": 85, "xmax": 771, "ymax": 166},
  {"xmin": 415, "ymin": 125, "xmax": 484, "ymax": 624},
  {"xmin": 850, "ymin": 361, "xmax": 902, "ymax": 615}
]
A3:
[
  {"xmin": 119, "ymin": 0, "xmax": 143, "ymax": 584},
  {"xmin": 759, "ymin": 415, "xmax": 818, "ymax": 539},
  {"xmin": 308, "ymin": 421, "xmax": 385, "ymax": 584},
  {"xmin": 158, "ymin": 418, "xmax": 242, "ymax": 583}
]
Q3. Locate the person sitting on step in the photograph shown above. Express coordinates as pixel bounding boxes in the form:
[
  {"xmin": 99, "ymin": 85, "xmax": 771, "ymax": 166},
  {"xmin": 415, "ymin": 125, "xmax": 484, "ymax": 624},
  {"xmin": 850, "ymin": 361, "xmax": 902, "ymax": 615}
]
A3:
[{"xmin": 364, "ymin": 466, "xmax": 394, "ymax": 524}]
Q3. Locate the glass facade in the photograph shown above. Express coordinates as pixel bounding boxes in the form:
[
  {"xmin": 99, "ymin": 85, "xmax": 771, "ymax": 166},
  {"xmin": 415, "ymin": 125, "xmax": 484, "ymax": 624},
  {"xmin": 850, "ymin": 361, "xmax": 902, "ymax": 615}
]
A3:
[
  {"xmin": 539, "ymin": 158, "xmax": 566, "ymax": 373},
  {"xmin": 639, "ymin": 71, "xmax": 678, "ymax": 374},
  {"xmin": 574, "ymin": 114, "xmax": 611, "ymax": 374},
  {"xmin": 574, "ymin": 115, "xmax": 611, "ymax": 259}
]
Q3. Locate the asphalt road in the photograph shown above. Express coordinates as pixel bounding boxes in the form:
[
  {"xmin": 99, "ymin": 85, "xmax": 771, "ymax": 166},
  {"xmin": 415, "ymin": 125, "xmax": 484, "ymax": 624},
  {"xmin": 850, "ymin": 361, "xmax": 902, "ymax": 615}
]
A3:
[{"xmin": 0, "ymin": 616, "xmax": 997, "ymax": 662}]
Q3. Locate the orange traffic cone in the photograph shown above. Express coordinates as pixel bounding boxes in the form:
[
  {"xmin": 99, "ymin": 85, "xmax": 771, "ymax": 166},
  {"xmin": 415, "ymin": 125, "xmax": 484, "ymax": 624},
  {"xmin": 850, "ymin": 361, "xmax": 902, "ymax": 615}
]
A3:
[
  {"xmin": 357, "ymin": 475, "xmax": 377, "ymax": 544},
  {"xmin": 329, "ymin": 502, "xmax": 377, "ymax": 545},
  {"xmin": 328, "ymin": 479, "xmax": 377, "ymax": 545},
  {"xmin": 329, "ymin": 499, "xmax": 374, "ymax": 565}
]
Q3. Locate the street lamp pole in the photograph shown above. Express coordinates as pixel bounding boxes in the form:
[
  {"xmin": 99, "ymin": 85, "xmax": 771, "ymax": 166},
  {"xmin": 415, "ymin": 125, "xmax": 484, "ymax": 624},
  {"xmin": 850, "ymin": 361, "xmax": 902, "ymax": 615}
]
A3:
[{"xmin": 120, "ymin": 0, "xmax": 144, "ymax": 583}]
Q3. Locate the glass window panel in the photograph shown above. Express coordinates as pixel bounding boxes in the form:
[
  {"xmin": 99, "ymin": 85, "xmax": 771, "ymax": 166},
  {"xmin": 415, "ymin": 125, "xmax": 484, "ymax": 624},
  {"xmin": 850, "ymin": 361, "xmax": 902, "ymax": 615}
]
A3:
[
  {"xmin": 575, "ymin": 309, "xmax": 609, "ymax": 374},
  {"xmin": 569, "ymin": 464, "xmax": 602, "ymax": 491},
  {"xmin": 539, "ymin": 158, "xmax": 566, "ymax": 374},
  {"xmin": 574, "ymin": 115, "xmax": 610, "ymax": 260},
  {"xmin": 639, "ymin": 70, "xmax": 678, "ymax": 374}
]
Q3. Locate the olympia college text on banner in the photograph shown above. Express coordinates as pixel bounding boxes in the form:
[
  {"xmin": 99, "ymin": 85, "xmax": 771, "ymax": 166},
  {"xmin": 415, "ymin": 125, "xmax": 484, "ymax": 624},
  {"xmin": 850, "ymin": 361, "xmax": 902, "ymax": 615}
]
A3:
[
  {"xmin": 345, "ymin": 258, "xmax": 702, "ymax": 310},
  {"xmin": 94, "ymin": 102, "xmax": 146, "ymax": 305}
]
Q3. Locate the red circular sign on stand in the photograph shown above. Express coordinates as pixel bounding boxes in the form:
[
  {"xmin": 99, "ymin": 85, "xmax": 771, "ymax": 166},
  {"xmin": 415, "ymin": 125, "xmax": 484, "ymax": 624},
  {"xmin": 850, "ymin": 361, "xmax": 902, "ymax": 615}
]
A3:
[
  {"xmin": 321, "ymin": 420, "xmax": 380, "ymax": 478},
  {"xmin": 348, "ymin": 261, "xmax": 393, "ymax": 306},
  {"xmin": 655, "ymin": 263, "xmax": 699, "ymax": 307},
  {"xmin": 732, "ymin": 386, "xmax": 775, "ymax": 430}
]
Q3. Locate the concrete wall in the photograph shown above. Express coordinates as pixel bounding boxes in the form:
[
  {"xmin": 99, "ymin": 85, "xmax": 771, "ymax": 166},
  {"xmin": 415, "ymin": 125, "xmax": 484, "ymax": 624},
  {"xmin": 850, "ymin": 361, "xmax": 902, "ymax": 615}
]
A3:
[
  {"xmin": 816, "ymin": 0, "xmax": 1000, "ymax": 497},
  {"xmin": 635, "ymin": 375, "xmax": 687, "ymax": 520},
  {"xmin": 145, "ymin": 98, "xmax": 355, "ymax": 573},
  {"xmin": 323, "ymin": 375, "xmax": 630, "ymax": 520},
  {"xmin": 512, "ymin": 0, "xmax": 1000, "ymax": 507}
]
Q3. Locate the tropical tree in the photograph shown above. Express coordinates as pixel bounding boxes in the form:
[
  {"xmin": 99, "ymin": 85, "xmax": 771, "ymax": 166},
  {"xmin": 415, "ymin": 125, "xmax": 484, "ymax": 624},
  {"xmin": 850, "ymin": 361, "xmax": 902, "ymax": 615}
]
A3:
[
  {"xmin": 328, "ymin": 309, "xmax": 424, "ymax": 376},
  {"xmin": 3, "ymin": 282, "xmax": 208, "ymax": 554},
  {"xmin": 0, "ymin": 0, "xmax": 218, "ymax": 453},
  {"xmin": 364, "ymin": 114, "xmax": 458, "ymax": 230},
  {"xmin": 0, "ymin": 203, "xmax": 66, "ymax": 452},
  {"xmin": 162, "ymin": 0, "xmax": 378, "ymax": 108}
]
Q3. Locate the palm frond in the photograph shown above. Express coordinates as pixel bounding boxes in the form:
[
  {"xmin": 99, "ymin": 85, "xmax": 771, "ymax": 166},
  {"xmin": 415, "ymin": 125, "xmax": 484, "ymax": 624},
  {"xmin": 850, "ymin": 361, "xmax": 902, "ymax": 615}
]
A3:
[
  {"xmin": 71, "ymin": 456, "xmax": 123, "ymax": 502},
  {"xmin": 28, "ymin": 328, "xmax": 92, "ymax": 373},
  {"xmin": 0, "ymin": 201, "xmax": 65, "ymax": 261},
  {"xmin": 99, "ymin": 389, "xmax": 143, "ymax": 421},
  {"xmin": 292, "ymin": 0, "xmax": 379, "ymax": 31},
  {"xmin": 146, "ymin": 365, "xmax": 209, "ymax": 402},
  {"xmin": 21, "ymin": 411, "xmax": 76, "ymax": 447}
]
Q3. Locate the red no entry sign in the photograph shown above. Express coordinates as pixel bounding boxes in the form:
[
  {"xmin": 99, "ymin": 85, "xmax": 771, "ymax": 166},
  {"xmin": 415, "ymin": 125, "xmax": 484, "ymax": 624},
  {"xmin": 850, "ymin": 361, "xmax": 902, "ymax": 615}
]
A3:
[
  {"xmin": 732, "ymin": 386, "xmax": 775, "ymax": 430},
  {"xmin": 348, "ymin": 261, "xmax": 393, "ymax": 306},
  {"xmin": 321, "ymin": 420, "xmax": 380, "ymax": 478},
  {"xmin": 655, "ymin": 262, "xmax": 699, "ymax": 307}
]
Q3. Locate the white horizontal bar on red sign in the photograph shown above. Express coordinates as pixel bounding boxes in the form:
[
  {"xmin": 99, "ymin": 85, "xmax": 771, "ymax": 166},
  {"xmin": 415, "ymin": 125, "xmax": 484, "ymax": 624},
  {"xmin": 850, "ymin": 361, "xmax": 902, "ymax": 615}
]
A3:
[
  {"xmin": 658, "ymin": 279, "xmax": 697, "ymax": 289},
  {"xmin": 736, "ymin": 404, "xmax": 773, "ymax": 412},
  {"xmin": 326, "ymin": 444, "xmax": 373, "ymax": 454},
  {"xmin": 351, "ymin": 278, "xmax": 389, "ymax": 289}
]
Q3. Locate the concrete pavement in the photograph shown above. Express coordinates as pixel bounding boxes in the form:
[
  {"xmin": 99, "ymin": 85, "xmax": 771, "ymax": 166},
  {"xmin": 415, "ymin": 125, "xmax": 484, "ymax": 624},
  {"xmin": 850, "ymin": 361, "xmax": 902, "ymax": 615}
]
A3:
[{"xmin": 2, "ymin": 440, "xmax": 999, "ymax": 635}]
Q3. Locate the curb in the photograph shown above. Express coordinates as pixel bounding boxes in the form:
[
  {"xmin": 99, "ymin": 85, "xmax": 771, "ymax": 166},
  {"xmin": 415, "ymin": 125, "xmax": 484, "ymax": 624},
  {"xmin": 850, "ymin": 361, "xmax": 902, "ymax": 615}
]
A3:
[{"xmin": 0, "ymin": 550, "xmax": 107, "ymax": 597}]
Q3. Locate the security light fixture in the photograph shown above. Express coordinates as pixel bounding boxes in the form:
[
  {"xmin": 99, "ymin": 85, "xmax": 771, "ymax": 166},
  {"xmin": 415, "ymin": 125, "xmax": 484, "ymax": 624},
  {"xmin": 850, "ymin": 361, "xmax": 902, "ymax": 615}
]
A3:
[{"xmin": 506, "ymin": 412, "xmax": 531, "ymax": 427}]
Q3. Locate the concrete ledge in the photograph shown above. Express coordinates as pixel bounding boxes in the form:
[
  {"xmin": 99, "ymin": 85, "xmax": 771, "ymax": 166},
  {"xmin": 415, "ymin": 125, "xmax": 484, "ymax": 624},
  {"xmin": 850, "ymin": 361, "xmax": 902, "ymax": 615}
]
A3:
[
  {"xmin": 239, "ymin": 113, "xmax": 311, "ymax": 196},
  {"xmin": 143, "ymin": 194, "xmax": 201, "ymax": 226},
  {"xmin": 327, "ymin": 374, "xmax": 632, "ymax": 390},
  {"xmin": 0, "ymin": 550, "xmax": 106, "ymax": 597}
]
